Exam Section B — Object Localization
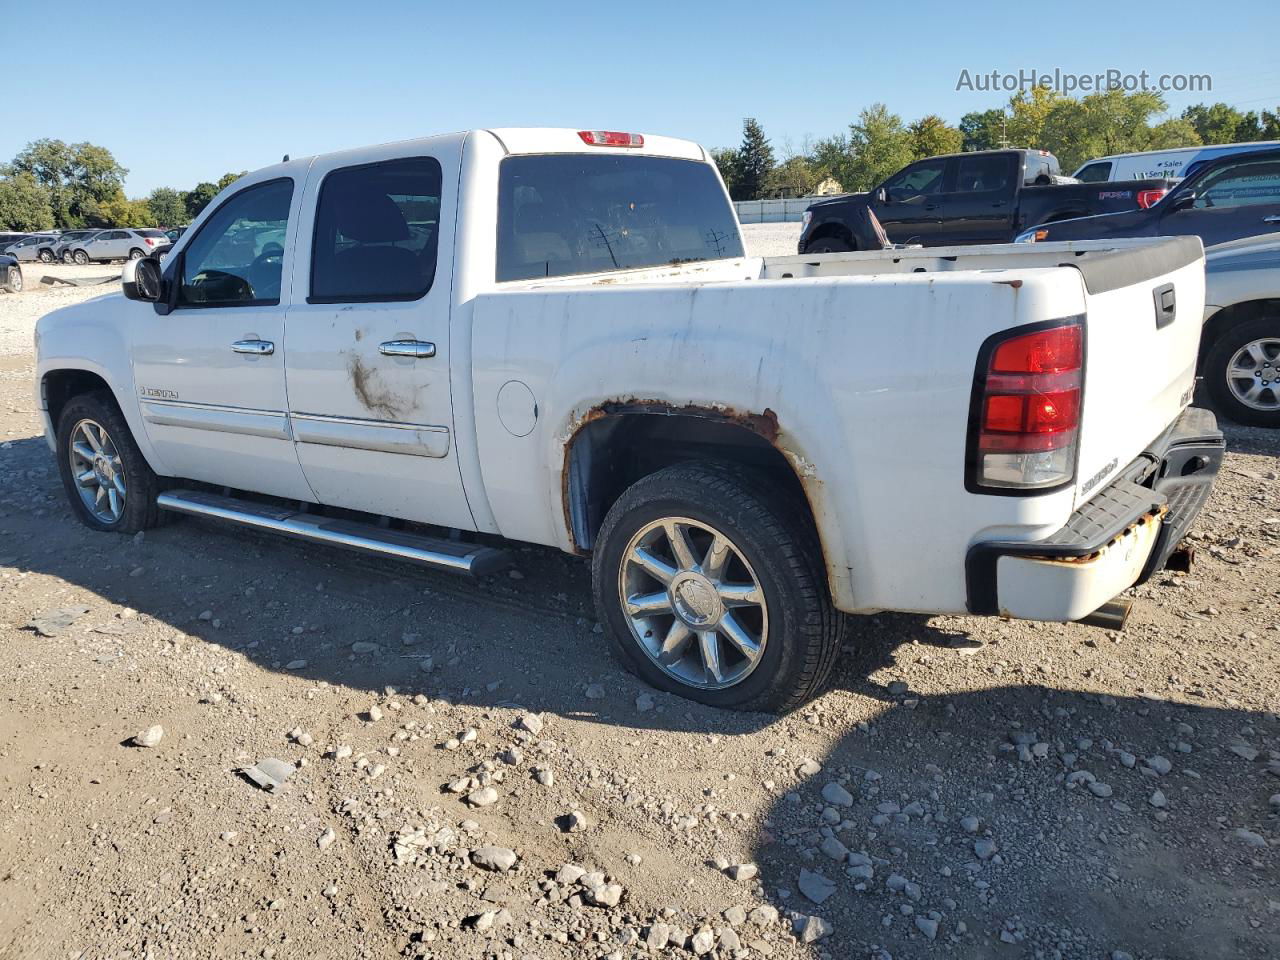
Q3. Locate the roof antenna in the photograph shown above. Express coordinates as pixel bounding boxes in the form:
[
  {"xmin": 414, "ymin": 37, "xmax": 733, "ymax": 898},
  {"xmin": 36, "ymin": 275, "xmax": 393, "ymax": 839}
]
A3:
[{"xmin": 282, "ymin": 154, "xmax": 290, "ymax": 162}]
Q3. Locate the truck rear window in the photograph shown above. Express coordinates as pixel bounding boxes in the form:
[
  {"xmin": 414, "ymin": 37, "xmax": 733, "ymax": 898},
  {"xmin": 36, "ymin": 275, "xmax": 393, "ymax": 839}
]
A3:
[{"xmin": 496, "ymin": 154, "xmax": 744, "ymax": 282}]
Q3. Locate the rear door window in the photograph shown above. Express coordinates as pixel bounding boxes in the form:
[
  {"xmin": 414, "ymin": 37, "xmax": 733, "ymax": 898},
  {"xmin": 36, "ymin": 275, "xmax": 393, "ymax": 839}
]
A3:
[
  {"xmin": 1192, "ymin": 159, "xmax": 1280, "ymax": 208},
  {"xmin": 953, "ymin": 154, "xmax": 1014, "ymax": 193},
  {"xmin": 309, "ymin": 157, "xmax": 442, "ymax": 303},
  {"xmin": 496, "ymin": 154, "xmax": 744, "ymax": 282}
]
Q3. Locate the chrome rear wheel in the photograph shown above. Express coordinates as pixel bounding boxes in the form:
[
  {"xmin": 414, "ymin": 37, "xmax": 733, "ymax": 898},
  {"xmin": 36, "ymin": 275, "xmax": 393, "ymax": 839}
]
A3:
[{"xmin": 619, "ymin": 516, "xmax": 768, "ymax": 690}]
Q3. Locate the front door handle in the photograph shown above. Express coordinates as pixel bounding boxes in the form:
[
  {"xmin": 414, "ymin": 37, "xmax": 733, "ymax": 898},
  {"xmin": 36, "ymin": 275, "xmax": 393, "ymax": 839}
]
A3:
[
  {"xmin": 232, "ymin": 339, "xmax": 274, "ymax": 355},
  {"xmin": 1263, "ymin": 215, "xmax": 1280, "ymax": 224},
  {"xmin": 379, "ymin": 340, "xmax": 436, "ymax": 358}
]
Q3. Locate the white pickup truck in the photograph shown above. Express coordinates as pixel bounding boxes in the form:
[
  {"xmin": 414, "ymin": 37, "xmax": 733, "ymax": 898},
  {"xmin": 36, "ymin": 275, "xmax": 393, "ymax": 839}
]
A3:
[{"xmin": 35, "ymin": 128, "xmax": 1224, "ymax": 711}]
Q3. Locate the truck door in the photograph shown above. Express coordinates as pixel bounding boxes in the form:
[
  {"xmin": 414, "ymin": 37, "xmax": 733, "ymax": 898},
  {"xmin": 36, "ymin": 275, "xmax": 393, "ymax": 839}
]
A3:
[
  {"xmin": 870, "ymin": 157, "xmax": 948, "ymax": 244},
  {"xmin": 942, "ymin": 153, "xmax": 1018, "ymax": 244},
  {"xmin": 1156, "ymin": 156, "xmax": 1280, "ymax": 247},
  {"xmin": 282, "ymin": 146, "xmax": 475, "ymax": 529},
  {"xmin": 130, "ymin": 177, "xmax": 315, "ymax": 500}
]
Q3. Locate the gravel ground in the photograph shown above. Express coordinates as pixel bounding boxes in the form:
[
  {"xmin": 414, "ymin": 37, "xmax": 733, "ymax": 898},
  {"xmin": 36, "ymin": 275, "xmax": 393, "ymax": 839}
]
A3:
[{"xmin": 0, "ymin": 237, "xmax": 1277, "ymax": 960}]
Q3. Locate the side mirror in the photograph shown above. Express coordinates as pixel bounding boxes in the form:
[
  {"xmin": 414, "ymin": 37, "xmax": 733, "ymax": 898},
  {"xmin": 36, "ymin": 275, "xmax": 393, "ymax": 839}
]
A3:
[
  {"xmin": 875, "ymin": 187, "xmax": 888, "ymax": 203},
  {"xmin": 1170, "ymin": 192, "xmax": 1196, "ymax": 212},
  {"xmin": 122, "ymin": 256, "xmax": 164, "ymax": 302}
]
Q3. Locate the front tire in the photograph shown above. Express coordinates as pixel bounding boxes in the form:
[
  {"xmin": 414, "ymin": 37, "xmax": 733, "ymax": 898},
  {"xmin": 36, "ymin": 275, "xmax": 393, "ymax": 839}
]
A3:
[
  {"xmin": 3, "ymin": 267, "xmax": 21, "ymax": 293},
  {"xmin": 592, "ymin": 461, "xmax": 843, "ymax": 712},
  {"xmin": 1204, "ymin": 315, "xmax": 1280, "ymax": 427},
  {"xmin": 73, "ymin": 249, "xmax": 89, "ymax": 265},
  {"xmin": 804, "ymin": 236, "xmax": 852, "ymax": 254},
  {"xmin": 38, "ymin": 249, "xmax": 54, "ymax": 263},
  {"xmin": 56, "ymin": 391, "xmax": 166, "ymax": 533},
  {"xmin": 128, "ymin": 248, "xmax": 145, "ymax": 261}
]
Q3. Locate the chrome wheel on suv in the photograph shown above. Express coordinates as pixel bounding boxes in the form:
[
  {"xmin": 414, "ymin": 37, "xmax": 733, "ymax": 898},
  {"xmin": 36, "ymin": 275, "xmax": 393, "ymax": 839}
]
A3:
[
  {"xmin": 1226, "ymin": 336, "xmax": 1280, "ymax": 413},
  {"xmin": 68, "ymin": 418, "xmax": 127, "ymax": 524},
  {"xmin": 619, "ymin": 516, "xmax": 768, "ymax": 690}
]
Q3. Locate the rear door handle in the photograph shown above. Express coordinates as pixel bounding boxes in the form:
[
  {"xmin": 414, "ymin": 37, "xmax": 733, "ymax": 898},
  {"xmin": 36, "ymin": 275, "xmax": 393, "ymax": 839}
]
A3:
[
  {"xmin": 379, "ymin": 340, "xmax": 436, "ymax": 358},
  {"xmin": 231, "ymin": 339, "xmax": 274, "ymax": 355},
  {"xmin": 1263, "ymin": 215, "xmax": 1280, "ymax": 224}
]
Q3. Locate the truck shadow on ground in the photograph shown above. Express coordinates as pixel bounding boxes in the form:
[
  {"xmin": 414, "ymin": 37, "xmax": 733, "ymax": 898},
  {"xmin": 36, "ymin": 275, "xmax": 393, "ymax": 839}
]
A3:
[{"xmin": 3, "ymin": 432, "xmax": 1277, "ymax": 959}]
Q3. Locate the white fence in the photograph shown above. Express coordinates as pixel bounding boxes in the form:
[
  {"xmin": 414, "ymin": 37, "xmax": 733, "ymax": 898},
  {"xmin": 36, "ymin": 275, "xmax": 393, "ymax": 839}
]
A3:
[{"xmin": 733, "ymin": 197, "xmax": 820, "ymax": 223}]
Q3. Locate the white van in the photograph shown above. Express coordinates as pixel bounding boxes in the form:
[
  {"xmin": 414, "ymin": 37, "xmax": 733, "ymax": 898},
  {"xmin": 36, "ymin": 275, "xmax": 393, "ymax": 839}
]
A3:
[{"xmin": 1073, "ymin": 141, "xmax": 1280, "ymax": 182}]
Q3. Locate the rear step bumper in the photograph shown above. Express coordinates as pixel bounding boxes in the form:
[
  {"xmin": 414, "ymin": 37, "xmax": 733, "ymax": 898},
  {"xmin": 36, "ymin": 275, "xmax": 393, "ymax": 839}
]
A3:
[
  {"xmin": 157, "ymin": 489, "xmax": 512, "ymax": 577},
  {"xmin": 965, "ymin": 406, "xmax": 1224, "ymax": 621}
]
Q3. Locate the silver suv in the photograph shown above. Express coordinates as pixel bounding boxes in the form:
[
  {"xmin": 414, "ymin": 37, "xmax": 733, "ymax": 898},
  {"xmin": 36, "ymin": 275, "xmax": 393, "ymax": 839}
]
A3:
[
  {"xmin": 46, "ymin": 230, "xmax": 104, "ymax": 263},
  {"xmin": 3, "ymin": 234, "xmax": 60, "ymax": 262},
  {"xmin": 68, "ymin": 229, "xmax": 169, "ymax": 264}
]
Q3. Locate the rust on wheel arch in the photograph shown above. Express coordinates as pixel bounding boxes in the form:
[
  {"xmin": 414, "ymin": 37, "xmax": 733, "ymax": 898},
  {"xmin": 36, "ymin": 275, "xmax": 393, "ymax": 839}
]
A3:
[{"xmin": 558, "ymin": 399, "xmax": 842, "ymax": 600}]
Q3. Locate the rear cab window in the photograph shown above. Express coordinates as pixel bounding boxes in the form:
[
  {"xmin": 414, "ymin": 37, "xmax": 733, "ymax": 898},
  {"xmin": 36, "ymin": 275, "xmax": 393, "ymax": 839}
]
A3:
[
  {"xmin": 1074, "ymin": 162, "xmax": 1112, "ymax": 183},
  {"xmin": 496, "ymin": 154, "xmax": 743, "ymax": 282}
]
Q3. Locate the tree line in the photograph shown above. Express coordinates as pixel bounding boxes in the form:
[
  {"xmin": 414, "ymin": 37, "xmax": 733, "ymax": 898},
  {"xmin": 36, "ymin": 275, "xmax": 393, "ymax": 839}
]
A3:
[
  {"xmin": 0, "ymin": 139, "xmax": 245, "ymax": 232},
  {"xmin": 714, "ymin": 93, "xmax": 1280, "ymax": 201}
]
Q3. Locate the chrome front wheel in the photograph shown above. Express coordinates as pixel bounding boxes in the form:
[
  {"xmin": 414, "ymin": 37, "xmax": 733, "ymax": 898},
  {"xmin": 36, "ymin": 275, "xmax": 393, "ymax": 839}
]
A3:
[
  {"xmin": 68, "ymin": 418, "xmax": 127, "ymax": 524},
  {"xmin": 619, "ymin": 516, "xmax": 768, "ymax": 690}
]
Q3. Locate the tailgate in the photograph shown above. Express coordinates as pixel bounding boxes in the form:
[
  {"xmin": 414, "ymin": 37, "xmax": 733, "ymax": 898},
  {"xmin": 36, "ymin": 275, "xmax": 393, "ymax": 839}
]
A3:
[{"xmin": 1070, "ymin": 236, "xmax": 1205, "ymax": 508}]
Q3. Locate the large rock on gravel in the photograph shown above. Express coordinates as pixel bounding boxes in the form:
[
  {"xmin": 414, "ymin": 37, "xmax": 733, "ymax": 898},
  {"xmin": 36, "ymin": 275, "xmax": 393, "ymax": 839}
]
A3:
[
  {"xmin": 130, "ymin": 725, "xmax": 164, "ymax": 748},
  {"xmin": 798, "ymin": 868, "xmax": 836, "ymax": 904},
  {"xmin": 471, "ymin": 845, "xmax": 517, "ymax": 871},
  {"xmin": 794, "ymin": 914, "xmax": 833, "ymax": 943},
  {"xmin": 821, "ymin": 782, "xmax": 854, "ymax": 806}
]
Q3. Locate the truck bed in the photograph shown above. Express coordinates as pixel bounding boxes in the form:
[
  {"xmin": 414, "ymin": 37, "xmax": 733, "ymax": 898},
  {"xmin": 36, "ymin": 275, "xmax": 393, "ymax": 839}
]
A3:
[{"xmin": 473, "ymin": 236, "xmax": 1206, "ymax": 616}]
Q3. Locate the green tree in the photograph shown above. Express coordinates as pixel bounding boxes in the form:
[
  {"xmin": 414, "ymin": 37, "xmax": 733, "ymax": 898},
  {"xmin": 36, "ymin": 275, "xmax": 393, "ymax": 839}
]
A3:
[
  {"xmin": 1181, "ymin": 103, "xmax": 1257, "ymax": 144},
  {"xmin": 763, "ymin": 155, "xmax": 818, "ymax": 198},
  {"xmin": 147, "ymin": 187, "xmax": 187, "ymax": 227},
  {"xmin": 216, "ymin": 171, "xmax": 247, "ymax": 191},
  {"xmin": 709, "ymin": 147, "xmax": 742, "ymax": 198},
  {"xmin": 184, "ymin": 182, "xmax": 220, "ymax": 220},
  {"xmin": 9, "ymin": 139, "xmax": 127, "ymax": 228},
  {"xmin": 0, "ymin": 172, "xmax": 56, "ymax": 230},
  {"xmin": 959, "ymin": 109, "xmax": 1006, "ymax": 152},
  {"xmin": 735, "ymin": 118, "xmax": 775, "ymax": 201},
  {"xmin": 1146, "ymin": 117, "xmax": 1203, "ymax": 151},
  {"xmin": 844, "ymin": 104, "xmax": 914, "ymax": 191},
  {"xmin": 908, "ymin": 115, "xmax": 963, "ymax": 159},
  {"xmin": 89, "ymin": 188, "xmax": 153, "ymax": 227},
  {"xmin": 808, "ymin": 134, "xmax": 852, "ymax": 191},
  {"xmin": 1261, "ymin": 109, "xmax": 1280, "ymax": 139}
]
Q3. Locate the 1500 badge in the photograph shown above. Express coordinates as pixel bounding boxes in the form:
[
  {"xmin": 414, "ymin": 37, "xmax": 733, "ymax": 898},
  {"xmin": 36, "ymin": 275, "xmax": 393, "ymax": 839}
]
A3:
[
  {"xmin": 140, "ymin": 387, "xmax": 179, "ymax": 400},
  {"xmin": 1081, "ymin": 457, "xmax": 1118, "ymax": 495}
]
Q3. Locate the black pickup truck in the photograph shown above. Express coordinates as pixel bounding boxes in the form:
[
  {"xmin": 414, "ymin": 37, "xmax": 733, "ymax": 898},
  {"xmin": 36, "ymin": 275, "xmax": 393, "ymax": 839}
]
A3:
[{"xmin": 798, "ymin": 149, "xmax": 1172, "ymax": 252}]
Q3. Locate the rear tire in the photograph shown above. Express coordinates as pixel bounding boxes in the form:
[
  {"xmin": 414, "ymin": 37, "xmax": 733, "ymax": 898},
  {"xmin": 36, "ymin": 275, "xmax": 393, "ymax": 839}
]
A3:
[
  {"xmin": 56, "ymin": 391, "xmax": 167, "ymax": 534},
  {"xmin": 804, "ymin": 236, "xmax": 853, "ymax": 254},
  {"xmin": 592, "ymin": 461, "xmax": 844, "ymax": 712},
  {"xmin": 1203, "ymin": 314, "xmax": 1280, "ymax": 428},
  {"xmin": 2, "ymin": 267, "xmax": 21, "ymax": 293}
]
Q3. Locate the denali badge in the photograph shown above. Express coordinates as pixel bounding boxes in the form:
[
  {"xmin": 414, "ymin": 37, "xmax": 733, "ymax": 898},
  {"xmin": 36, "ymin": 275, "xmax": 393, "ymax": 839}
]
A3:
[
  {"xmin": 141, "ymin": 387, "xmax": 179, "ymax": 400},
  {"xmin": 1081, "ymin": 457, "xmax": 1118, "ymax": 495}
]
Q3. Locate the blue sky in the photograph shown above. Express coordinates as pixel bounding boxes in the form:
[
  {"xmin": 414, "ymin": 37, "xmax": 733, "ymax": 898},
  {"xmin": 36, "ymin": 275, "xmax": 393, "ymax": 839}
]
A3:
[{"xmin": 5, "ymin": 0, "xmax": 1278, "ymax": 196}]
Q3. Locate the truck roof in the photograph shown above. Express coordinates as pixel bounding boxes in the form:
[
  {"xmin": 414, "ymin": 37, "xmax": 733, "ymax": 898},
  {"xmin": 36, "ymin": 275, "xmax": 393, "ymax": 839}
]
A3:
[{"xmin": 252, "ymin": 127, "xmax": 707, "ymax": 181}]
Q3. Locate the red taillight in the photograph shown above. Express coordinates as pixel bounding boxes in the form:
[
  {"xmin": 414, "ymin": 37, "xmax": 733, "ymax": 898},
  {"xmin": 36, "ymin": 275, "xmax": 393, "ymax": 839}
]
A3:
[
  {"xmin": 577, "ymin": 130, "xmax": 644, "ymax": 148},
  {"xmin": 145, "ymin": 237, "xmax": 156, "ymax": 245},
  {"xmin": 1136, "ymin": 188, "xmax": 1168, "ymax": 209},
  {"xmin": 970, "ymin": 320, "xmax": 1083, "ymax": 491}
]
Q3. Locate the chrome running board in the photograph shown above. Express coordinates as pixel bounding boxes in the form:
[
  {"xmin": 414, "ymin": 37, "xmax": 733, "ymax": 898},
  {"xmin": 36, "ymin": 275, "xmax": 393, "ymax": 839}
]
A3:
[{"xmin": 156, "ymin": 489, "xmax": 511, "ymax": 577}]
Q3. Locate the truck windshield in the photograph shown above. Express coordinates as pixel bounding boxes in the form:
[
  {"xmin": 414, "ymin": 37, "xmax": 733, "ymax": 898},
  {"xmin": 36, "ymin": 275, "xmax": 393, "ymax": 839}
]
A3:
[{"xmin": 496, "ymin": 154, "xmax": 744, "ymax": 281}]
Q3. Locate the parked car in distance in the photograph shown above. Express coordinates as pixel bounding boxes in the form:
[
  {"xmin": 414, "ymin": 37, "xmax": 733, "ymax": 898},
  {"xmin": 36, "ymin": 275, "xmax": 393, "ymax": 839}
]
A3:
[
  {"xmin": 798, "ymin": 149, "xmax": 1171, "ymax": 251},
  {"xmin": 1073, "ymin": 140, "xmax": 1280, "ymax": 183},
  {"xmin": 0, "ymin": 253, "xmax": 21, "ymax": 293},
  {"xmin": 67, "ymin": 228, "xmax": 170, "ymax": 264},
  {"xmin": 1198, "ymin": 233, "xmax": 1280, "ymax": 427},
  {"xmin": 164, "ymin": 226, "xmax": 187, "ymax": 243},
  {"xmin": 35, "ymin": 128, "xmax": 1224, "ymax": 711},
  {"xmin": 1017, "ymin": 148, "xmax": 1280, "ymax": 248},
  {"xmin": 4, "ymin": 233, "xmax": 60, "ymax": 261},
  {"xmin": 45, "ymin": 230, "xmax": 103, "ymax": 263},
  {"xmin": 0, "ymin": 232, "xmax": 31, "ymax": 249}
]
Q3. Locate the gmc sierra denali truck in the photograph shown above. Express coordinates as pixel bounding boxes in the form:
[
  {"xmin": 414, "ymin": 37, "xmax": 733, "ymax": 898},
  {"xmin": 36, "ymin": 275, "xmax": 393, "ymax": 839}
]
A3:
[
  {"xmin": 35, "ymin": 128, "xmax": 1223, "ymax": 712},
  {"xmin": 799, "ymin": 148, "xmax": 1172, "ymax": 252}
]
